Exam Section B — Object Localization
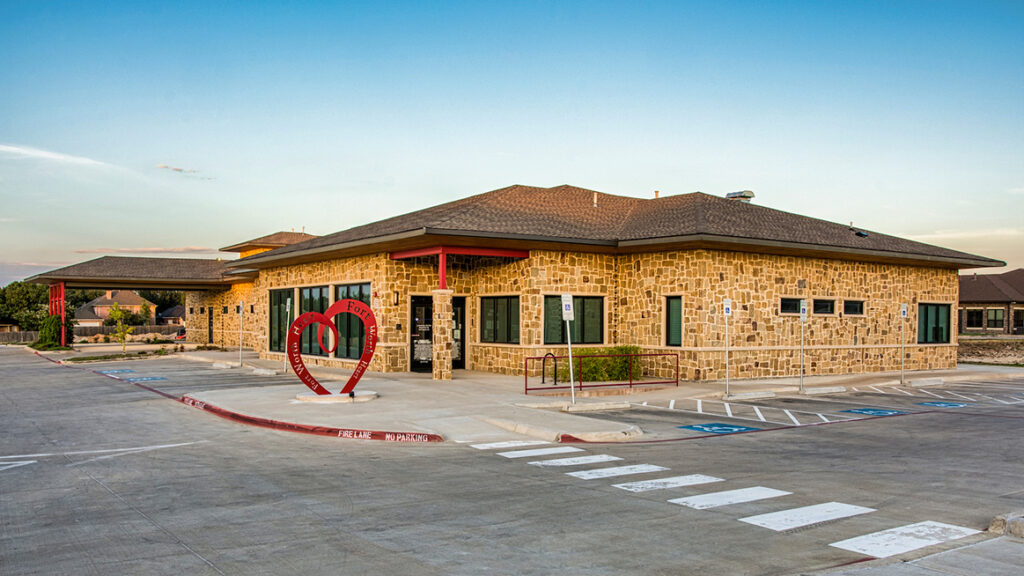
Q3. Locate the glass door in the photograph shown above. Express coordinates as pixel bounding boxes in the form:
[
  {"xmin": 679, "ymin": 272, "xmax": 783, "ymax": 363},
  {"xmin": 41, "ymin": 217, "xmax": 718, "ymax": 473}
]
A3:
[
  {"xmin": 410, "ymin": 296, "xmax": 433, "ymax": 372},
  {"xmin": 452, "ymin": 297, "xmax": 465, "ymax": 370}
]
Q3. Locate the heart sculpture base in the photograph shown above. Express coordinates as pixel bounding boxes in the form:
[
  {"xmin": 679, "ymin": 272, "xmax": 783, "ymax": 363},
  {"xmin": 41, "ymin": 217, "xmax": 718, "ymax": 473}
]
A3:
[{"xmin": 295, "ymin": 390, "xmax": 379, "ymax": 403}]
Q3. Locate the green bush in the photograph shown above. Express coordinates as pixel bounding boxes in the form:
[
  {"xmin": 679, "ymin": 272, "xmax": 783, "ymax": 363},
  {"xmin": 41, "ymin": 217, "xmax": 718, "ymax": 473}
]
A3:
[
  {"xmin": 31, "ymin": 314, "xmax": 63, "ymax": 350},
  {"xmin": 557, "ymin": 345, "xmax": 642, "ymax": 382}
]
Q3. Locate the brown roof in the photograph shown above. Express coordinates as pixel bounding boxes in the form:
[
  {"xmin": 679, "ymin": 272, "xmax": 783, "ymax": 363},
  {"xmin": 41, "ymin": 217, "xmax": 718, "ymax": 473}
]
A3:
[
  {"xmin": 28, "ymin": 256, "xmax": 235, "ymax": 289},
  {"xmin": 960, "ymin": 269, "xmax": 1024, "ymax": 303},
  {"xmin": 86, "ymin": 290, "xmax": 154, "ymax": 308},
  {"xmin": 234, "ymin": 184, "xmax": 1002, "ymax": 269},
  {"xmin": 220, "ymin": 231, "xmax": 318, "ymax": 253}
]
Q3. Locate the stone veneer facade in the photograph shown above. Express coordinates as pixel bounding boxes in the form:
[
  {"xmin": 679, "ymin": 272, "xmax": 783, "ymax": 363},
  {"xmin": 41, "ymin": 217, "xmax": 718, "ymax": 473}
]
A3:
[{"xmin": 186, "ymin": 248, "xmax": 958, "ymax": 381}]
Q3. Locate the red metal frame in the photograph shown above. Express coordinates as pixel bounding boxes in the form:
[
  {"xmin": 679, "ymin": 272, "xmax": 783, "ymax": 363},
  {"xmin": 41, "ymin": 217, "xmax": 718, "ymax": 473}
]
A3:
[
  {"xmin": 48, "ymin": 282, "xmax": 67, "ymax": 347},
  {"xmin": 389, "ymin": 246, "xmax": 530, "ymax": 290},
  {"xmin": 523, "ymin": 352, "xmax": 679, "ymax": 394}
]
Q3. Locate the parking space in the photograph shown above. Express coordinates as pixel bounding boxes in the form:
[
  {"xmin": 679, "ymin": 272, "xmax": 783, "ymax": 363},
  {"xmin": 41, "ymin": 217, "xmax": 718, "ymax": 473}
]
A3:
[{"xmin": 67, "ymin": 357, "xmax": 300, "ymax": 397}]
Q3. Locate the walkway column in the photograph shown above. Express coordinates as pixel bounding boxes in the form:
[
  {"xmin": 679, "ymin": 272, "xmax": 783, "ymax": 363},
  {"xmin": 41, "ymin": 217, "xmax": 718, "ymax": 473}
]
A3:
[{"xmin": 432, "ymin": 289, "xmax": 453, "ymax": 381}]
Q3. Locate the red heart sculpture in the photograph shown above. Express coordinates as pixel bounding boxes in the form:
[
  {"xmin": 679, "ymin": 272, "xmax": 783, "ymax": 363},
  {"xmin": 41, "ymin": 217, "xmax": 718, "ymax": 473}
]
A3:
[{"xmin": 286, "ymin": 299, "xmax": 378, "ymax": 395}]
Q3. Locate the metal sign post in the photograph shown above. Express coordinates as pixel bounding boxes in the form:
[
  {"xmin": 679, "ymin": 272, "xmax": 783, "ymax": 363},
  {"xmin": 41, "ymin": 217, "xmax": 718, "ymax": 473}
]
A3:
[
  {"xmin": 800, "ymin": 299, "xmax": 807, "ymax": 393},
  {"xmin": 561, "ymin": 294, "xmax": 576, "ymax": 405},
  {"xmin": 284, "ymin": 297, "xmax": 292, "ymax": 374},
  {"xmin": 723, "ymin": 298, "xmax": 732, "ymax": 397},
  {"xmin": 900, "ymin": 303, "xmax": 908, "ymax": 385}
]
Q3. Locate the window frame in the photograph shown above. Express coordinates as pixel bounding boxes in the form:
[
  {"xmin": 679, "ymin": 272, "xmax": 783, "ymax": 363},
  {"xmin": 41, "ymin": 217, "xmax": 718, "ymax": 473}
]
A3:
[
  {"xmin": 917, "ymin": 303, "xmax": 951, "ymax": 344},
  {"xmin": 269, "ymin": 288, "xmax": 293, "ymax": 353},
  {"xmin": 334, "ymin": 283, "xmax": 372, "ymax": 360},
  {"xmin": 813, "ymin": 299, "xmax": 836, "ymax": 315},
  {"xmin": 965, "ymin": 309, "xmax": 984, "ymax": 329},
  {"xmin": 779, "ymin": 298, "xmax": 801, "ymax": 315},
  {"xmin": 843, "ymin": 300, "xmax": 865, "ymax": 316},
  {"xmin": 480, "ymin": 295, "xmax": 520, "ymax": 344},
  {"xmin": 299, "ymin": 285, "xmax": 330, "ymax": 356},
  {"xmin": 543, "ymin": 295, "xmax": 604, "ymax": 345},
  {"xmin": 665, "ymin": 295, "xmax": 682, "ymax": 347},
  {"xmin": 987, "ymin": 308, "xmax": 1005, "ymax": 329}
]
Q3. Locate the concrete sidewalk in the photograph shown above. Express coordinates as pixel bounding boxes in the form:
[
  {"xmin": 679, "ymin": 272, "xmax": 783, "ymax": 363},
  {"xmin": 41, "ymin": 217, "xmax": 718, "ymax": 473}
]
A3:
[
  {"xmin": 811, "ymin": 536, "xmax": 1023, "ymax": 575},
  {"xmin": 57, "ymin": 344, "xmax": 1019, "ymax": 445}
]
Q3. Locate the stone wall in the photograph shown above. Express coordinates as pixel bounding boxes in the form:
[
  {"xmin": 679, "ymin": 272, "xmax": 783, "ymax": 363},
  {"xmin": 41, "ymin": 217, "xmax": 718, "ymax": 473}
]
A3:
[{"xmin": 185, "ymin": 247, "xmax": 959, "ymax": 381}]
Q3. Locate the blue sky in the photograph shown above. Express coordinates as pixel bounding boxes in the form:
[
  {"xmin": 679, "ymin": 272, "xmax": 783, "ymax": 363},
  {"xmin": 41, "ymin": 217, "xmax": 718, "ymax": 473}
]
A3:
[{"xmin": 2, "ymin": 1, "xmax": 1022, "ymax": 286}]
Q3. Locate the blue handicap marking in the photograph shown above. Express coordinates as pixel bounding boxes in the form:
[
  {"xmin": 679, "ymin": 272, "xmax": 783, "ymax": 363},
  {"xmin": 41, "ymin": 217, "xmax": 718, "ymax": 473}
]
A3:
[
  {"xmin": 679, "ymin": 423, "xmax": 761, "ymax": 434},
  {"xmin": 97, "ymin": 369, "xmax": 134, "ymax": 374},
  {"xmin": 126, "ymin": 376, "xmax": 167, "ymax": 382},
  {"xmin": 916, "ymin": 401, "xmax": 969, "ymax": 408},
  {"xmin": 841, "ymin": 408, "xmax": 907, "ymax": 417}
]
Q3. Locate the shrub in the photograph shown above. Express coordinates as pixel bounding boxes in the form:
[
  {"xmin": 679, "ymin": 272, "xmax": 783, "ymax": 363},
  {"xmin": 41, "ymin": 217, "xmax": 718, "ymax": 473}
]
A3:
[{"xmin": 557, "ymin": 345, "xmax": 642, "ymax": 383}]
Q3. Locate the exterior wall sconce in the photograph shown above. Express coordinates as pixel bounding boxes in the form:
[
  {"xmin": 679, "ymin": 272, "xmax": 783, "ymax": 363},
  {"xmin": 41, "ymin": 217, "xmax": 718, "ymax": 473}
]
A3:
[{"xmin": 393, "ymin": 291, "xmax": 400, "ymax": 306}]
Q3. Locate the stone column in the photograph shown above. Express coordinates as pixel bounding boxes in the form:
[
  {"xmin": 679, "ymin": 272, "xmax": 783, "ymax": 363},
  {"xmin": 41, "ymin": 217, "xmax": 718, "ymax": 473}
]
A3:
[{"xmin": 432, "ymin": 289, "xmax": 454, "ymax": 380}]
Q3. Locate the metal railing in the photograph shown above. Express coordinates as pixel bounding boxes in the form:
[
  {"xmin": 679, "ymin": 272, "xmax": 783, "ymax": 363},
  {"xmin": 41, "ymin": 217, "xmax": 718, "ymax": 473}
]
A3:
[{"xmin": 524, "ymin": 352, "xmax": 678, "ymax": 394}]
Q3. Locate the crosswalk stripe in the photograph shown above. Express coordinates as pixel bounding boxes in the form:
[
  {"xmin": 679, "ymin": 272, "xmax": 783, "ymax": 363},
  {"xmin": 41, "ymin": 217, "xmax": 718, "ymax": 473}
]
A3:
[
  {"xmin": 497, "ymin": 446, "xmax": 583, "ymax": 459},
  {"xmin": 739, "ymin": 502, "xmax": 875, "ymax": 531},
  {"xmin": 471, "ymin": 440, "xmax": 550, "ymax": 450},
  {"xmin": 528, "ymin": 454, "xmax": 622, "ymax": 467},
  {"xmin": 829, "ymin": 521, "xmax": 980, "ymax": 558},
  {"xmin": 613, "ymin": 474, "xmax": 724, "ymax": 493},
  {"xmin": 567, "ymin": 464, "xmax": 668, "ymax": 480},
  {"xmin": 668, "ymin": 486, "xmax": 791, "ymax": 510}
]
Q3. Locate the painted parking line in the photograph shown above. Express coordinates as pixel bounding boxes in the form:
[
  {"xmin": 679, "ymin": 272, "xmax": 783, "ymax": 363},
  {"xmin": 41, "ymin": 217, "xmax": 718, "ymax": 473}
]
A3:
[
  {"xmin": 497, "ymin": 446, "xmax": 583, "ymax": 459},
  {"xmin": 916, "ymin": 402, "xmax": 970, "ymax": 408},
  {"xmin": 739, "ymin": 502, "xmax": 875, "ymax": 532},
  {"xmin": 829, "ymin": 521, "xmax": 980, "ymax": 558},
  {"xmin": 96, "ymin": 369, "xmax": 134, "ymax": 374},
  {"xmin": 567, "ymin": 464, "xmax": 669, "ymax": 480},
  {"xmin": 125, "ymin": 376, "xmax": 168, "ymax": 382},
  {"xmin": 471, "ymin": 440, "xmax": 550, "ymax": 450},
  {"xmin": 613, "ymin": 474, "xmax": 724, "ymax": 493},
  {"xmin": 0, "ymin": 460, "xmax": 36, "ymax": 473},
  {"xmin": 529, "ymin": 454, "xmax": 622, "ymax": 467},
  {"xmin": 668, "ymin": 486, "xmax": 791, "ymax": 510}
]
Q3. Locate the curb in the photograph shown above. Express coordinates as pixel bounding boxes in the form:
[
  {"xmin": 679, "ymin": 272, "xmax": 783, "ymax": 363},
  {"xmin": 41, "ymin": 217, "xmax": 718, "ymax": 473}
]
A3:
[
  {"xmin": 34, "ymin": 351, "xmax": 444, "ymax": 444},
  {"xmin": 989, "ymin": 511, "xmax": 1024, "ymax": 537}
]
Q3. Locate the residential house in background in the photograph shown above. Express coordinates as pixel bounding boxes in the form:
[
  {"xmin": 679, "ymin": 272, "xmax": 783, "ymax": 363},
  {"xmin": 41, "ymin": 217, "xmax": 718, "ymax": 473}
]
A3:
[
  {"xmin": 74, "ymin": 290, "xmax": 156, "ymax": 327},
  {"xmin": 157, "ymin": 305, "xmax": 186, "ymax": 326},
  {"xmin": 958, "ymin": 269, "xmax": 1024, "ymax": 335}
]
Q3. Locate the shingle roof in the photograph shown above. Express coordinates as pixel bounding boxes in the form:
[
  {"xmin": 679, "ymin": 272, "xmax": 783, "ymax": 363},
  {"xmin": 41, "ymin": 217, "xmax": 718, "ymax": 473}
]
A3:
[
  {"xmin": 87, "ymin": 290, "xmax": 153, "ymax": 308},
  {"xmin": 73, "ymin": 304, "xmax": 101, "ymax": 320},
  {"xmin": 158, "ymin": 304, "xmax": 186, "ymax": 319},
  {"xmin": 220, "ymin": 231, "xmax": 318, "ymax": 253},
  {"xmin": 29, "ymin": 256, "xmax": 233, "ymax": 288},
  {"xmin": 236, "ymin": 184, "xmax": 1001, "ymax": 268},
  {"xmin": 960, "ymin": 269, "xmax": 1024, "ymax": 302}
]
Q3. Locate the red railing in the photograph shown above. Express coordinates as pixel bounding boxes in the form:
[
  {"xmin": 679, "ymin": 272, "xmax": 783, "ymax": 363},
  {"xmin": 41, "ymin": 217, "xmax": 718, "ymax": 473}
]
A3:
[{"xmin": 524, "ymin": 352, "xmax": 678, "ymax": 394}]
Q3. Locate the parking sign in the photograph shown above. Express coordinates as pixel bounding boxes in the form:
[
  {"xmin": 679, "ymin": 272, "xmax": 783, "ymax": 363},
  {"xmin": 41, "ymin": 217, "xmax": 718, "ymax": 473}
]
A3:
[
  {"xmin": 723, "ymin": 298, "xmax": 732, "ymax": 317},
  {"xmin": 561, "ymin": 294, "xmax": 574, "ymax": 321}
]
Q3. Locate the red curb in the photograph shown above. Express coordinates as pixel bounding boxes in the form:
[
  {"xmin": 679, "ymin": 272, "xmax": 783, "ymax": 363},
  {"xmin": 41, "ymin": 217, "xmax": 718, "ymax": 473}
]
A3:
[{"xmin": 34, "ymin": 351, "xmax": 444, "ymax": 443}]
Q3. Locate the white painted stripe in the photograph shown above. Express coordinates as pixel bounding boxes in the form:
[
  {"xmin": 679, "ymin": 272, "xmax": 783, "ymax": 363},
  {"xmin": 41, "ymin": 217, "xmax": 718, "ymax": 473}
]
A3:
[
  {"xmin": 567, "ymin": 464, "xmax": 669, "ymax": 480},
  {"xmin": 869, "ymin": 386, "xmax": 888, "ymax": 394},
  {"xmin": 973, "ymin": 394, "xmax": 1011, "ymax": 404},
  {"xmin": 668, "ymin": 486, "xmax": 791, "ymax": 509},
  {"xmin": 893, "ymin": 388, "xmax": 914, "ymax": 396},
  {"xmin": 669, "ymin": 399, "xmax": 675, "ymax": 410},
  {"xmin": 851, "ymin": 387, "xmax": 861, "ymax": 392},
  {"xmin": 753, "ymin": 406, "xmax": 766, "ymax": 422},
  {"xmin": 818, "ymin": 413, "xmax": 830, "ymax": 423},
  {"xmin": 0, "ymin": 460, "xmax": 36, "ymax": 472},
  {"xmin": 724, "ymin": 403, "xmax": 733, "ymax": 418},
  {"xmin": 919, "ymin": 389, "xmax": 947, "ymax": 399},
  {"xmin": 829, "ymin": 521, "xmax": 980, "ymax": 558},
  {"xmin": 497, "ymin": 446, "xmax": 583, "ymax": 459},
  {"xmin": 783, "ymin": 409, "xmax": 801, "ymax": 425},
  {"xmin": 945, "ymin": 391, "xmax": 976, "ymax": 401},
  {"xmin": 471, "ymin": 440, "xmax": 550, "ymax": 450},
  {"xmin": 528, "ymin": 454, "xmax": 622, "ymax": 467},
  {"xmin": 739, "ymin": 502, "xmax": 874, "ymax": 531},
  {"xmin": 641, "ymin": 401, "xmax": 648, "ymax": 406},
  {"xmin": 697, "ymin": 399, "xmax": 703, "ymax": 413},
  {"xmin": 613, "ymin": 474, "xmax": 724, "ymax": 492},
  {"xmin": 0, "ymin": 441, "xmax": 205, "ymax": 460}
]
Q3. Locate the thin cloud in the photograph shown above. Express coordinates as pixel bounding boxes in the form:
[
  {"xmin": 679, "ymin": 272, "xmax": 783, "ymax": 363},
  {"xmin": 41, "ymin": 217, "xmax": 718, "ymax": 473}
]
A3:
[
  {"xmin": 156, "ymin": 163, "xmax": 215, "ymax": 179},
  {"xmin": 0, "ymin": 143, "xmax": 107, "ymax": 166},
  {"xmin": 74, "ymin": 246, "xmax": 217, "ymax": 255}
]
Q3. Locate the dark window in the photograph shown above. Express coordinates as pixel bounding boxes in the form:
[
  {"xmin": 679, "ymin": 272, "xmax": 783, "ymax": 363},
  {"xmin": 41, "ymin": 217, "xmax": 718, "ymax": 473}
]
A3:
[
  {"xmin": 189, "ymin": 307, "xmax": 194, "ymax": 315},
  {"xmin": 480, "ymin": 296, "xmax": 520, "ymax": 344},
  {"xmin": 987, "ymin": 309, "xmax": 1004, "ymax": 328},
  {"xmin": 666, "ymin": 296, "xmax": 682, "ymax": 346},
  {"xmin": 843, "ymin": 300, "xmax": 864, "ymax": 315},
  {"xmin": 222, "ymin": 306, "xmax": 228, "ymax": 314},
  {"xmin": 335, "ymin": 283, "xmax": 371, "ymax": 360},
  {"xmin": 813, "ymin": 299, "xmax": 835, "ymax": 315},
  {"xmin": 966, "ymin": 310, "xmax": 983, "ymax": 328},
  {"xmin": 269, "ymin": 289, "xmax": 292, "ymax": 352},
  {"xmin": 200, "ymin": 307, "xmax": 205, "ymax": 314},
  {"xmin": 250, "ymin": 305, "xmax": 254, "ymax": 314},
  {"xmin": 780, "ymin": 298, "xmax": 801, "ymax": 314},
  {"xmin": 299, "ymin": 286, "xmax": 330, "ymax": 355},
  {"xmin": 544, "ymin": 295, "xmax": 603, "ymax": 344},
  {"xmin": 918, "ymin": 303, "xmax": 950, "ymax": 344}
]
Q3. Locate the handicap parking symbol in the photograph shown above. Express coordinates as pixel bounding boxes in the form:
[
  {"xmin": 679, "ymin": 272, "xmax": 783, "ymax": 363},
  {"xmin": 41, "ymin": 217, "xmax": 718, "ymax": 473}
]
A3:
[
  {"xmin": 97, "ymin": 369, "xmax": 134, "ymax": 374},
  {"xmin": 679, "ymin": 423, "xmax": 761, "ymax": 434},
  {"xmin": 916, "ymin": 401, "xmax": 969, "ymax": 408},
  {"xmin": 841, "ymin": 408, "xmax": 907, "ymax": 416}
]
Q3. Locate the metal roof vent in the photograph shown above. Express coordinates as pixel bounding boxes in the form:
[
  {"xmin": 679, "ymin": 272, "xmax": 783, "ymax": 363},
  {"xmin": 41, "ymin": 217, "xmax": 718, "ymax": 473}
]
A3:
[{"xmin": 725, "ymin": 190, "xmax": 755, "ymax": 203}]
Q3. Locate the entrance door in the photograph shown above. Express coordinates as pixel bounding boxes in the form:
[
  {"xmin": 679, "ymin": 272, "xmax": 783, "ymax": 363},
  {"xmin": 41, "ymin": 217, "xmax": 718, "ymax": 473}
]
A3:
[
  {"xmin": 410, "ymin": 296, "xmax": 433, "ymax": 372},
  {"xmin": 1015, "ymin": 310, "xmax": 1024, "ymax": 335},
  {"xmin": 452, "ymin": 297, "xmax": 466, "ymax": 370},
  {"xmin": 208, "ymin": 307, "xmax": 214, "ymax": 343}
]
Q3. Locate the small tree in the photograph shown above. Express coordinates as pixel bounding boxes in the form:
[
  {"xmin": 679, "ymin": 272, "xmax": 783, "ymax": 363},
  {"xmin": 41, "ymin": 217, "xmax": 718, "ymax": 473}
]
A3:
[{"xmin": 108, "ymin": 302, "xmax": 135, "ymax": 353}]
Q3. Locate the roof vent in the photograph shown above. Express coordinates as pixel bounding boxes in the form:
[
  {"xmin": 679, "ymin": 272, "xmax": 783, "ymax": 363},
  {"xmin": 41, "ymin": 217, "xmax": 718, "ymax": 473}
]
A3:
[
  {"xmin": 654, "ymin": 190, "xmax": 660, "ymax": 199},
  {"xmin": 726, "ymin": 190, "xmax": 755, "ymax": 203},
  {"xmin": 849, "ymin": 222, "xmax": 869, "ymax": 238},
  {"xmin": 593, "ymin": 192, "xmax": 598, "ymax": 208}
]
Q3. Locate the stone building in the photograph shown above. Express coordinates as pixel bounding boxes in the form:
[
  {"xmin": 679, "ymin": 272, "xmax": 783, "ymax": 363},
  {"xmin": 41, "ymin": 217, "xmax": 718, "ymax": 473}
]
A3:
[
  {"xmin": 958, "ymin": 269, "xmax": 1024, "ymax": 335},
  {"xmin": 32, "ymin": 185, "xmax": 1002, "ymax": 383}
]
